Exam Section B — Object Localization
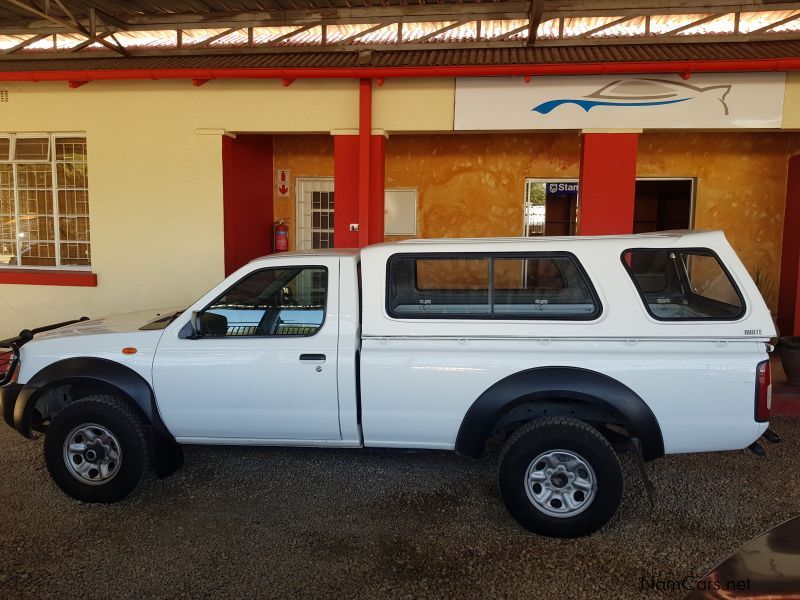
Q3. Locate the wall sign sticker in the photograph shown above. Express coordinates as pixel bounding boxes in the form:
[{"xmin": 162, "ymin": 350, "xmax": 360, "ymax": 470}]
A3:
[
  {"xmin": 531, "ymin": 78, "xmax": 733, "ymax": 115},
  {"xmin": 454, "ymin": 72, "xmax": 785, "ymax": 130},
  {"xmin": 277, "ymin": 169, "xmax": 291, "ymax": 197}
]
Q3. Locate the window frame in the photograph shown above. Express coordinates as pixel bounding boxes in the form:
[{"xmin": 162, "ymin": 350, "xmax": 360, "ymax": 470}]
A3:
[
  {"xmin": 0, "ymin": 132, "xmax": 91, "ymax": 271},
  {"xmin": 191, "ymin": 265, "xmax": 330, "ymax": 339},
  {"xmin": 385, "ymin": 251, "xmax": 603, "ymax": 321},
  {"xmin": 620, "ymin": 246, "xmax": 747, "ymax": 322}
]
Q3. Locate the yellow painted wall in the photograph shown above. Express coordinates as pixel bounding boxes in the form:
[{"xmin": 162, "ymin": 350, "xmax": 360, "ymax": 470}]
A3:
[
  {"xmin": 373, "ymin": 78, "xmax": 455, "ymax": 132},
  {"xmin": 783, "ymin": 72, "xmax": 800, "ymax": 129},
  {"xmin": 0, "ymin": 79, "xmax": 358, "ymax": 338}
]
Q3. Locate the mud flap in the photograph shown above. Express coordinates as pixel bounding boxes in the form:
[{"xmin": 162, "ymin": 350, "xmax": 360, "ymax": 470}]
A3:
[{"xmin": 629, "ymin": 437, "xmax": 655, "ymax": 511}]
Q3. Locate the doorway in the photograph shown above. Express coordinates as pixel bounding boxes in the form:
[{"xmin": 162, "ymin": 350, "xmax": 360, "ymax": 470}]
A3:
[
  {"xmin": 633, "ymin": 179, "xmax": 694, "ymax": 233},
  {"xmin": 523, "ymin": 178, "xmax": 694, "ymax": 236},
  {"xmin": 296, "ymin": 177, "xmax": 334, "ymax": 250}
]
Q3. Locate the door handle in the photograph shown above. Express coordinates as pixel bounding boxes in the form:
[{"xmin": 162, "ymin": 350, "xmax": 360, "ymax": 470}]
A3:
[{"xmin": 299, "ymin": 353, "xmax": 326, "ymax": 362}]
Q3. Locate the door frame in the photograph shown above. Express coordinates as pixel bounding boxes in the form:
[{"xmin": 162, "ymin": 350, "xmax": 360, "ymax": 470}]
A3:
[{"xmin": 296, "ymin": 177, "xmax": 335, "ymax": 251}]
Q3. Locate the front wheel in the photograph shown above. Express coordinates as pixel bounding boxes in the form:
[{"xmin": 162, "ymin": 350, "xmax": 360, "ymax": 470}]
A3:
[
  {"xmin": 44, "ymin": 395, "xmax": 151, "ymax": 503},
  {"xmin": 498, "ymin": 417, "xmax": 623, "ymax": 538}
]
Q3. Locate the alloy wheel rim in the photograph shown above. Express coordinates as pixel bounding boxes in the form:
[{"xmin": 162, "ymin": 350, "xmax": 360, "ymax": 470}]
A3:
[
  {"xmin": 62, "ymin": 423, "xmax": 122, "ymax": 485},
  {"xmin": 524, "ymin": 449, "xmax": 597, "ymax": 518}
]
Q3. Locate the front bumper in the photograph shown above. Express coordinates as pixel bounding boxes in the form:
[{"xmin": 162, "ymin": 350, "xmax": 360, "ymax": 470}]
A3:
[{"xmin": 0, "ymin": 383, "xmax": 22, "ymax": 430}]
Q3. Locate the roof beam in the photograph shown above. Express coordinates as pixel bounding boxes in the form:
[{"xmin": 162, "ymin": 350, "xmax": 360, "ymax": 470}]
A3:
[
  {"xmin": 577, "ymin": 16, "xmax": 633, "ymax": 38},
  {"xmin": 266, "ymin": 24, "xmax": 314, "ymax": 45},
  {"xmin": 2, "ymin": 2, "xmax": 800, "ymax": 35},
  {"xmin": 4, "ymin": 29, "xmax": 800, "ymax": 61},
  {"xmin": 338, "ymin": 23, "xmax": 391, "ymax": 44},
  {"xmin": 71, "ymin": 2, "xmax": 129, "ymax": 30},
  {"xmin": 748, "ymin": 12, "xmax": 800, "ymax": 35},
  {"xmin": 490, "ymin": 24, "xmax": 529, "ymax": 42},
  {"xmin": 2, "ymin": 32, "xmax": 47, "ymax": 53},
  {"xmin": 51, "ymin": 0, "xmax": 78, "ymax": 26},
  {"xmin": 660, "ymin": 13, "xmax": 722, "ymax": 37},
  {"xmin": 527, "ymin": 0, "xmax": 544, "ymax": 46},
  {"xmin": 412, "ymin": 20, "xmax": 468, "ymax": 44},
  {"xmin": 2, "ymin": 0, "xmax": 127, "ymax": 55},
  {"xmin": 189, "ymin": 27, "xmax": 239, "ymax": 48}
]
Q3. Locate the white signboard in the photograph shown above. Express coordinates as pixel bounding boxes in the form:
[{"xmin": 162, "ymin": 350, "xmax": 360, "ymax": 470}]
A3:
[{"xmin": 454, "ymin": 73, "xmax": 785, "ymax": 130}]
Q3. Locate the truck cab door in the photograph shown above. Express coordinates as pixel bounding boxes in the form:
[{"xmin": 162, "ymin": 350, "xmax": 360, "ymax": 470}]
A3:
[{"xmin": 152, "ymin": 257, "xmax": 340, "ymax": 442}]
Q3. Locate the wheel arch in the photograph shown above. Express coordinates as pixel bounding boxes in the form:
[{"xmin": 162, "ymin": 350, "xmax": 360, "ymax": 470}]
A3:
[
  {"xmin": 13, "ymin": 357, "xmax": 182, "ymax": 477},
  {"xmin": 14, "ymin": 357, "xmax": 167, "ymax": 437},
  {"xmin": 455, "ymin": 366, "xmax": 664, "ymax": 461}
]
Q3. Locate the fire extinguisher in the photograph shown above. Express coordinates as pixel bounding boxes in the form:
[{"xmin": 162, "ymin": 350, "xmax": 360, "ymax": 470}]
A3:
[{"xmin": 273, "ymin": 219, "xmax": 289, "ymax": 253}]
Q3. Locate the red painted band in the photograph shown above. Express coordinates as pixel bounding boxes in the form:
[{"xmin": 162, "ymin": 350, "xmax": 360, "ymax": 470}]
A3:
[{"xmin": 0, "ymin": 269, "xmax": 97, "ymax": 287}]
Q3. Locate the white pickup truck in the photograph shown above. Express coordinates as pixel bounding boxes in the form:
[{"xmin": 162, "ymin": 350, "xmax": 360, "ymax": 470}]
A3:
[{"xmin": 0, "ymin": 231, "xmax": 778, "ymax": 537}]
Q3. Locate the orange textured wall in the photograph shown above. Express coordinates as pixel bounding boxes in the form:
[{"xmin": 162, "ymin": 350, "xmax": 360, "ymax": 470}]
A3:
[
  {"xmin": 638, "ymin": 132, "xmax": 800, "ymax": 309},
  {"xmin": 274, "ymin": 132, "xmax": 798, "ymax": 309},
  {"xmin": 386, "ymin": 133, "xmax": 581, "ymax": 239},
  {"xmin": 272, "ymin": 135, "xmax": 334, "ymax": 251}
]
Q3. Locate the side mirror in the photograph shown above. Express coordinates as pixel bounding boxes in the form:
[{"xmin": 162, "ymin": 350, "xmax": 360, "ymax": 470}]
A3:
[
  {"xmin": 190, "ymin": 311, "xmax": 203, "ymax": 337},
  {"xmin": 179, "ymin": 311, "xmax": 228, "ymax": 339}
]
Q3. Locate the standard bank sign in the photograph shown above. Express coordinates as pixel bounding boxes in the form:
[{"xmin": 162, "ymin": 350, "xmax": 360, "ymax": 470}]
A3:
[{"xmin": 454, "ymin": 73, "xmax": 785, "ymax": 130}]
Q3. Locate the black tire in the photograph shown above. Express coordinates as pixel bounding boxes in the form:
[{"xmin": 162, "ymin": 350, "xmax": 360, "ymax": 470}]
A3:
[
  {"xmin": 498, "ymin": 417, "xmax": 623, "ymax": 538},
  {"xmin": 44, "ymin": 394, "xmax": 151, "ymax": 503}
]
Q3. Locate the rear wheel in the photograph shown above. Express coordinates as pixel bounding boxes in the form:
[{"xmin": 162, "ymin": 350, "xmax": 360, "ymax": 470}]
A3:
[
  {"xmin": 44, "ymin": 394, "xmax": 151, "ymax": 503},
  {"xmin": 498, "ymin": 417, "xmax": 623, "ymax": 538}
]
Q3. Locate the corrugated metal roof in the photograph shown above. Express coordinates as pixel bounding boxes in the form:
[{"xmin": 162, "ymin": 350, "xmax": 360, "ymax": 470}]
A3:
[
  {"xmin": 0, "ymin": 0, "xmax": 483, "ymax": 23},
  {"xmin": 1, "ymin": 40, "xmax": 799, "ymax": 72}
]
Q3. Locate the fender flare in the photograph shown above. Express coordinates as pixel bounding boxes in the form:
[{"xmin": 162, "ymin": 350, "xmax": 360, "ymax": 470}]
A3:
[
  {"xmin": 455, "ymin": 366, "xmax": 665, "ymax": 461},
  {"xmin": 14, "ymin": 357, "xmax": 172, "ymax": 441}
]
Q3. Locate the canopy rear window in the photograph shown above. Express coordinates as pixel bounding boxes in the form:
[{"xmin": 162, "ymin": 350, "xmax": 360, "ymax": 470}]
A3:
[
  {"xmin": 387, "ymin": 252, "xmax": 601, "ymax": 320},
  {"xmin": 622, "ymin": 248, "xmax": 745, "ymax": 321}
]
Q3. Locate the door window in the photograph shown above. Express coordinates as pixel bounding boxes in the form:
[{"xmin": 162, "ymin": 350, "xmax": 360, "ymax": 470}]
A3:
[{"xmin": 201, "ymin": 266, "xmax": 327, "ymax": 336}]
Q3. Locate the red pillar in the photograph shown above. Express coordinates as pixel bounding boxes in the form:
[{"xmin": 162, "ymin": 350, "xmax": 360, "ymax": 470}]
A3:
[
  {"xmin": 778, "ymin": 155, "xmax": 800, "ymax": 336},
  {"xmin": 578, "ymin": 132, "xmax": 638, "ymax": 235},
  {"xmin": 221, "ymin": 134, "xmax": 273, "ymax": 276},
  {"xmin": 358, "ymin": 78, "xmax": 372, "ymax": 247},
  {"xmin": 333, "ymin": 78, "xmax": 385, "ymax": 248},
  {"xmin": 369, "ymin": 134, "xmax": 386, "ymax": 244},
  {"xmin": 333, "ymin": 135, "xmax": 359, "ymax": 248}
]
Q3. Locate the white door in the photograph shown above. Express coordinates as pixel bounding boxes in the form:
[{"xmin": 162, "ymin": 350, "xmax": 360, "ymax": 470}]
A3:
[
  {"xmin": 152, "ymin": 257, "xmax": 340, "ymax": 442},
  {"xmin": 296, "ymin": 177, "xmax": 334, "ymax": 250}
]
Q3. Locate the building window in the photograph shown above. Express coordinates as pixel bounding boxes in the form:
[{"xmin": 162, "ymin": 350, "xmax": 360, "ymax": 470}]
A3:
[{"xmin": 0, "ymin": 133, "xmax": 90, "ymax": 269}]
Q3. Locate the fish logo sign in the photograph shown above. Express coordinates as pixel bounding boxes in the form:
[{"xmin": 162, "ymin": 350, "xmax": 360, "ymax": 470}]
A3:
[{"xmin": 532, "ymin": 78, "xmax": 732, "ymax": 115}]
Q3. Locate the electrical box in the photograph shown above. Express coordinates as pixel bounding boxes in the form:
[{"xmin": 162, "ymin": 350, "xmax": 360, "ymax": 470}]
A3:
[{"xmin": 384, "ymin": 188, "xmax": 417, "ymax": 236}]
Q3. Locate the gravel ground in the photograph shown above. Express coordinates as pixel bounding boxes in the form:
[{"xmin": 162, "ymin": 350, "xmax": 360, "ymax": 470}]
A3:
[{"xmin": 1, "ymin": 419, "xmax": 799, "ymax": 600}]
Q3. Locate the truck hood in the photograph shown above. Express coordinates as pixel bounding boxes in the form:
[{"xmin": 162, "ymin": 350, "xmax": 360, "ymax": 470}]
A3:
[{"xmin": 33, "ymin": 307, "xmax": 186, "ymax": 340}]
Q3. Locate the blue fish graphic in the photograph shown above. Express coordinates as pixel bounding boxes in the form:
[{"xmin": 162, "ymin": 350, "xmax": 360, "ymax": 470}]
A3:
[{"xmin": 532, "ymin": 78, "xmax": 732, "ymax": 115}]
